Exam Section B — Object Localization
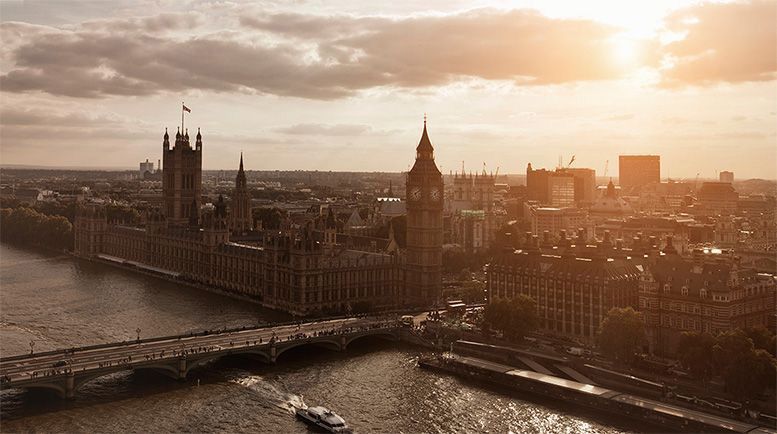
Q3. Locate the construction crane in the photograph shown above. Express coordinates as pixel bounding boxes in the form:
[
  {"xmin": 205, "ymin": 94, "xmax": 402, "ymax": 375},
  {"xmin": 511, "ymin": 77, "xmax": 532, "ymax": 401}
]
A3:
[{"xmin": 567, "ymin": 155, "xmax": 576, "ymax": 168}]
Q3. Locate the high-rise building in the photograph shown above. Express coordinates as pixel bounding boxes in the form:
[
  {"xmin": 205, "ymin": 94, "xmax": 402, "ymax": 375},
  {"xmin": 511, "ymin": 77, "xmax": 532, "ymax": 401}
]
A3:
[
  {"xmin": 162, "ymin": 127, "xmax": 202, "ymax": 226},
  {"xmin": 230, "ymin": 153, "xmax": 252, "ymax": 234},
  {"xmin": 548, "ymin": 173, "xmax": 575, "ymax": 207},
  {"xmin": 405, "ymin": 119, "xmax": 444, "ymax": 306},
  {"xmin": 526, "ymin": 163, "xmax": 550, "ymax": 203},
  {"xmin": 720, "ymin": 171, "xmax": 734, "ymax": 183},
  {"xmin": 619, "ymin": 155, "xmax": 660, "ymax": 192},
  {"xmin": 556, "ymin": 167, "xmax": 596, "ymax": 203}
]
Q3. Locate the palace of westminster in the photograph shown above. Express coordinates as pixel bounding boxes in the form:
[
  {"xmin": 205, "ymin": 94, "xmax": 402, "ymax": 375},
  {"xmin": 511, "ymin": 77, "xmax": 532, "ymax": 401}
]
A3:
[
  {"xmin": 70, "ymin": 117, "xmax": 774, "ymax": 353},
  {"xmin": 74, "ymin": 122, "xmax": 444, "ymax": 315}
]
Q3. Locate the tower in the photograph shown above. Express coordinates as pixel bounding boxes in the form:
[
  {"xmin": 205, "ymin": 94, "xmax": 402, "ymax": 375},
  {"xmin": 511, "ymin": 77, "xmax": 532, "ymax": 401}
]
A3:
[
  {"xmin": 163, "ymin": 127, "xmax": 202, "ymax": 226},
  {"xmin": 405, "ymin": 117, "xmax": 443, "ymax": 307},
  {"xmin": 231, "ymin": 153, "xmax": 253, "ymax": 233}
]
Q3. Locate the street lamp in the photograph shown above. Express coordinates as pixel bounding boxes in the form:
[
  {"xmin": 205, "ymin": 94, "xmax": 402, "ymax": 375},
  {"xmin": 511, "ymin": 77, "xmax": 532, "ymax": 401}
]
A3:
[
  {"xmin": 136, "ymin": 328, "xmax": 141, "ymax": 342},
  {"xmin": 29, "ymin": 340, "xmax": 35, "ymax": 356}
]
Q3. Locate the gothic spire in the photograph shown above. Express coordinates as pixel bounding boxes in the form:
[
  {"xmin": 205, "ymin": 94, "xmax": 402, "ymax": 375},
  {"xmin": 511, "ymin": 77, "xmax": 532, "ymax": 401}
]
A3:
[
  {"xmin": 416, "ymin": 115, "xmax": 434, "ymax": 159},
  {"xmin": 239, "ymin": 152, "xmax": 244, "ymax": 172}
]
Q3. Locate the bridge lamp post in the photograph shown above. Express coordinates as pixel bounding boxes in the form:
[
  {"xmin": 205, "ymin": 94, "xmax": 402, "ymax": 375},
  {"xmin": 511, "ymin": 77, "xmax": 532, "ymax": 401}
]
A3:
[
  {"xmin": 136, "ymin": 328, "xmax": 141, "ymax": 342},
  {"xmin": 29, "ymin": 340, "xmax": 34, "ymax": 356}
]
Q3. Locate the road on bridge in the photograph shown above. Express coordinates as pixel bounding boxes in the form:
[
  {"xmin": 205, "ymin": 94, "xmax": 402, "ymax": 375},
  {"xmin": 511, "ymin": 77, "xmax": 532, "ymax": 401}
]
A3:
[{"xmin": 0, "ymin": 316, "xmax": 390, "ymax": 385}]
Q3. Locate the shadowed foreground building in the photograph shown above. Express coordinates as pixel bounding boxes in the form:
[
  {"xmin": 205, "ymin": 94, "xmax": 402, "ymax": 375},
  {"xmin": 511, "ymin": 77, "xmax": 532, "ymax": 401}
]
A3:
[
  {"xmin": 75, "ymin": 122, "xmax": 443, "ymax": 315},
  {"xmin": 639, "ymin": 244, "xmax": 776, "ymax": 356},
  {"xmin": 487, "ymin": 232, "xmax": 642, "ymax": 341}
]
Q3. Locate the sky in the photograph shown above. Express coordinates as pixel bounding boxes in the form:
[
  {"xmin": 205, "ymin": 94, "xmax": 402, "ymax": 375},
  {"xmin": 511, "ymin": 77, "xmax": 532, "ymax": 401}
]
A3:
[{"xmin": 0, "ymin": 0, "xmax": 775, "ymax": 179}]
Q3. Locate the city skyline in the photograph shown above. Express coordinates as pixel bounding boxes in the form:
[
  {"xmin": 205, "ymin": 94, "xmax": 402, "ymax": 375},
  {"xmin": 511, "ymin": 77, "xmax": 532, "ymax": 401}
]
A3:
[{"xmin": 1, "ymin": 0, "xmax": 775, "ymax": 178}]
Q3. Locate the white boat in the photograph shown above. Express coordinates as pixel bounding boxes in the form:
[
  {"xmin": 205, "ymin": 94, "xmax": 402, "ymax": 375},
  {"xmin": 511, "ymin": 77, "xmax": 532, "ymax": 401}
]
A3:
[{"xmin": 295, "ymin": 406, "xmax": 352, "ymax": 433}]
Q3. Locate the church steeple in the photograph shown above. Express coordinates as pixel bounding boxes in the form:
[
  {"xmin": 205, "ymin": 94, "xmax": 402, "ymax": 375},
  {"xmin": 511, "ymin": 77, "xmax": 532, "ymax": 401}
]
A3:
[{"xmin": 239, "ymin": 152, "xmax": 244, "ymax": 172}]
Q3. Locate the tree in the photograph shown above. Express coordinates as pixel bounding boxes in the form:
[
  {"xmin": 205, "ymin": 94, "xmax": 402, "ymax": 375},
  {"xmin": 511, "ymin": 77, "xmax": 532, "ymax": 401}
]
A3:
[
  {"xmin": 483, "ymin": 295, "xmax": 538, "ymax": 341},
  {"xmin": 742, "ymin": 326, "xmax": 776, "ymax": 357},
  {"xmin": 713, "ymin": 329, "xmax": 754, "ymax": 374},
  {"xmin": 676, "ymin": 332, "xmax": 716, "ymax": 382},
  {"xmin": 598, "ymin": 307, "xmax": 647, "ymax": 365},
  {"xmin": 723, "ymin": 349, "xmax": 777, "ymax": 400}
]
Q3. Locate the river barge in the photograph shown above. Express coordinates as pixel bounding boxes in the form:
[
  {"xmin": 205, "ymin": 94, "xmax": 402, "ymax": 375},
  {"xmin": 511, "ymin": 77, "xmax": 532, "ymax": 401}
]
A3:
[{"xmin": 419, "ymin": 354, "xmax": 775, "ymax": 434}]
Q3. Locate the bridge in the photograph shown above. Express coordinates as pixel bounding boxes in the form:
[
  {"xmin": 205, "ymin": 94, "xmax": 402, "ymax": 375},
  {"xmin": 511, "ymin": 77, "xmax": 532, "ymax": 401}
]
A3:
[{"xmin": 0, "ymin": 317, "xmax": 405, "ymax": 399}]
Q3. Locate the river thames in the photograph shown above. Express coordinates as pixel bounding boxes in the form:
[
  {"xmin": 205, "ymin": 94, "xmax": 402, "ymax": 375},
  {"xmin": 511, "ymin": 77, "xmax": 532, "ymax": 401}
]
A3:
[{"xmin": 0, "ymin": 244, "xmax": 639, "ymax": 433}]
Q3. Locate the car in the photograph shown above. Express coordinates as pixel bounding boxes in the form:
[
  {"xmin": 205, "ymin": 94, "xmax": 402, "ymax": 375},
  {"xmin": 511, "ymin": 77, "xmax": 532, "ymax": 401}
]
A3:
[{"xmin": 52, "ymin": 360, "xmax": 67, "ymax": 368}]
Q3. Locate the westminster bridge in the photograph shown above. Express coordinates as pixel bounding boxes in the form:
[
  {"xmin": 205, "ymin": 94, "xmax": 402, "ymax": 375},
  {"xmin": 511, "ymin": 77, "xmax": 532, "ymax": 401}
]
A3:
[{"xmin": 0, "ymin": 317, "xmax": 411, "ymax": 399}]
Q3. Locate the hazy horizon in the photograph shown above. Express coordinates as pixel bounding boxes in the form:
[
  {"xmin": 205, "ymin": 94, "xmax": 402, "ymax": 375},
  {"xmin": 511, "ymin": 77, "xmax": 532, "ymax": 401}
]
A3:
[{"xmin": 1, "ymin": 0, "xmax": 775, "ymax": 178}]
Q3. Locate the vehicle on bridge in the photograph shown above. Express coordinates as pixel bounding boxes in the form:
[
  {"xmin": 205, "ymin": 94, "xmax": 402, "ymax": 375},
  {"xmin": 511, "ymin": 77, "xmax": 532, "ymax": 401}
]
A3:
[
  {"xmin": 296, "ymin": 406, "xmax": 352, "ymax": 433},
  {"xmin": 400, "ymin": 315, "xmax": 414, "ymax": 327}
]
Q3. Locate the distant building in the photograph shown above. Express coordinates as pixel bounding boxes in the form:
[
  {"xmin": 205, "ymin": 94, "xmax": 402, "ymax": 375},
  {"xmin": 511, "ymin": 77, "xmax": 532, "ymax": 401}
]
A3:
[
  {"xmin": 639, "ymin": 245, "xmax": 776, "ymax": 356},
  {"xmin": 556, "ymin": 167, "xmax": 596, "ymax": 203},
  {"xmin": 139, "ymin": 159, "xmax": 154, "ymax": 178},
  {"xmin": 719, "ymin": 171, "xmax": 734, "ymax": 183},
  {"xmin": 698, "ymin": 181, "xmax": 739, "ymax": 215},
  {"xmin": 619, "ymin": 155, "xmax": 660, "ymax": 193},
  {"xmin": 450, "ymin": 171, "xmax": 497, "ymax": 252},
  {"xmin": 526, "ymin": 164, "xmax": 585, "ymax": 206},
  {"xmin": 589, "ymin": 180, "xmax": 633, "ymax": 218},
  {"xmin": 526, "ymin": 205, "xmax": 589, "ymax": 238},
  {"xmin": 548, "ymin": 173, "xmax": 575, "ymax": 207},
  {"xmin": 526, "ymin": 163, "xmax": 550, "ymax": 204}
]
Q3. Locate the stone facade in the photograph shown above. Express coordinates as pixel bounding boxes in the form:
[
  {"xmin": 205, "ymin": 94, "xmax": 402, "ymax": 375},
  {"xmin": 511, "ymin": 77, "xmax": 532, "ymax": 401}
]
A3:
[
  {"xmin": 405, "ymin": 119, "xmax": 444, "ymax": 307},
  {"xmin": 639, "ymin": 245, "xmax": 776, "ymax": 356},
  {"xmin": 488, "ymin": 232, "xmax": 642, "ymax": 341},
  {"xmin": 75, "ymin": 123, "xmax": 443, "ymax": 315}
]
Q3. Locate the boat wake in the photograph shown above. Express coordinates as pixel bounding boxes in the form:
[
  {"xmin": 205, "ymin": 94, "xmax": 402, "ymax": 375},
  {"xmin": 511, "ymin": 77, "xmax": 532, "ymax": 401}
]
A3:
[{"xmin": 230, "ymin": 374, "xmax": 306, "ymax": 414}]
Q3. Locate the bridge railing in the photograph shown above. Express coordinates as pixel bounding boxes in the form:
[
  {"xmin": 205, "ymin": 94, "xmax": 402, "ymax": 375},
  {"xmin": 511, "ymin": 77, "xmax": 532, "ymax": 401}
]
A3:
[{"xmin": 0, "ymin": 309, "xmax": 417, "ymax": 363}]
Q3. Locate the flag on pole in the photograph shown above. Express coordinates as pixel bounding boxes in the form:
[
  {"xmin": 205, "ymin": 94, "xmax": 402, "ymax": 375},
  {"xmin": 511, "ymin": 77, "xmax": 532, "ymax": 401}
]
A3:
[{"xmin": 183, "ymin": 104, "xmax": 191, "ymax": 113}]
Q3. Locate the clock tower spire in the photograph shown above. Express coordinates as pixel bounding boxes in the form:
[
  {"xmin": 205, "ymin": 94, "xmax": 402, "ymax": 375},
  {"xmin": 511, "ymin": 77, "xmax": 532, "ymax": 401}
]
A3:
[{"xmin": 405, "ymin": 116, "xmax": 443, "ymax": 307}]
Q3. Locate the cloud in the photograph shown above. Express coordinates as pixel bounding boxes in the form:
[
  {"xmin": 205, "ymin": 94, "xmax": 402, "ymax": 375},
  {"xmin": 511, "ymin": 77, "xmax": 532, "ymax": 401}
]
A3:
[
  {"xmin": 1, "ymin": 8, "xmax": 630, "ymax": 99},
  {"xmin": 660, "ymin": 0, "xmax": 777, "ymax": 86},
  {"xmin": 0, "ymin": 106, "xmax": 130, "ymax": 127},
  {"xmin": 275, "ymin": 123, "xmax": 373, "ymax": 136},
  {"xmin": 603, "ymin": 113, "xmax": 635, "ymax": 121}
]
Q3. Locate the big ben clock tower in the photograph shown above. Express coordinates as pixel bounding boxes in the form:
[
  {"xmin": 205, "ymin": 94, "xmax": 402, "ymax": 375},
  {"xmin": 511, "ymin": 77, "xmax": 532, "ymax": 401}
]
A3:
[{"xmin": 405, "ymin": 117, "xmax": 443, "ymax": 307}]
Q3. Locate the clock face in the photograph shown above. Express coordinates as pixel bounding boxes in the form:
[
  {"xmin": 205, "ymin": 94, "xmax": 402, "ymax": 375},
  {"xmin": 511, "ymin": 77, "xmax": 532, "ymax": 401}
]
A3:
[
  {"xmin": 410, "ymin": 186, "xmax": 422, "ymax": 201},
  {"xmin": 430, "ymin": 188, "xmax": 440, "ymax": 201}
]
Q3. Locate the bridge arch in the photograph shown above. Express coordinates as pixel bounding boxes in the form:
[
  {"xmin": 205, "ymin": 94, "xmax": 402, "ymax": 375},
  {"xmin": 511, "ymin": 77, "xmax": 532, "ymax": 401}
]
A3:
[
  {"xmin": 343, "ymin": 330, "xmax": 399, "ymax": 349},
  {"xmin": 184, "ymin": 350, "xmax": 272, "ymax": 376},
  {"xmin": 273, "ymin": 338, "xmax": 342, "ymax": 361},
  {"xmin": 9, "ymin": 382, "xmax": 67, "ymax": 398}
]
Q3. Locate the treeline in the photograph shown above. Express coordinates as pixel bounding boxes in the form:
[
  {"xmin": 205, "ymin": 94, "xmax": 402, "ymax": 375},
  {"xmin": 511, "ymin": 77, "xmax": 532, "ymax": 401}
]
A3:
[
  {"xmin": 0, "ymin": 207, "xmax": 73, "ymax": 251},
  {"xmin": 677, "ymin": 328, "xmax": 777, "ymax": 400},
  {"xmin": 597, "ymin": 307, "xmax": 777, "ymax": 400}
]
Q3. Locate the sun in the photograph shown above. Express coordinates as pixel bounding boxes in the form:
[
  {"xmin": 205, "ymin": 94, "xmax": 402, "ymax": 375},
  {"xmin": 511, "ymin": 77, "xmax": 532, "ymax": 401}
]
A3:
[{"xmin": 611, "ymin": 36, "xmax": 639, "ymax": 67}]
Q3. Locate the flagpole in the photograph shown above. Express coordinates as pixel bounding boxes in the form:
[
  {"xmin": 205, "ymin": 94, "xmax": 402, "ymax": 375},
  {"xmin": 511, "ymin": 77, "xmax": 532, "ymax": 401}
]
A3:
[{"xmin": 182, "ymin": 102, "xmax": 184, "ymax": 134}]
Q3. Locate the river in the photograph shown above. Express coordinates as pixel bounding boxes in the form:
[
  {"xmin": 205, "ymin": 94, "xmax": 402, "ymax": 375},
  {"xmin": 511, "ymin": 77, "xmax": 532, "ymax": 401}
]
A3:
[{"xmin": 0, "ymin": 244, "xmax": 638, "ymax": 433}]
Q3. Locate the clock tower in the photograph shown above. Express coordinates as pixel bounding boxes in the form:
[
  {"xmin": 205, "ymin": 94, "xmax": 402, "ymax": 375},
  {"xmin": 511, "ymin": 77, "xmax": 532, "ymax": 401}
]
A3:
[{"xmin": 405, "ymin": 117, "xmax": 443, "ymax": 307}]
